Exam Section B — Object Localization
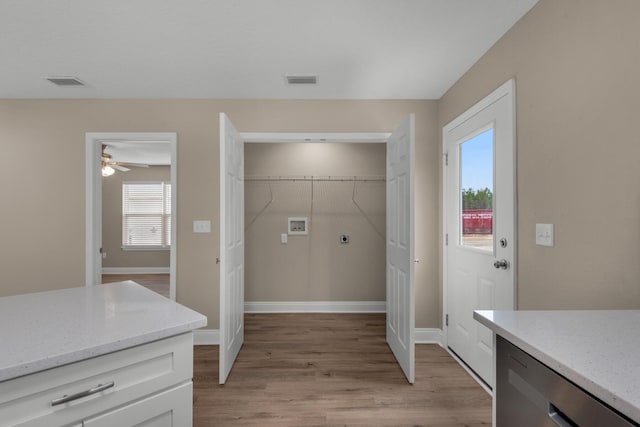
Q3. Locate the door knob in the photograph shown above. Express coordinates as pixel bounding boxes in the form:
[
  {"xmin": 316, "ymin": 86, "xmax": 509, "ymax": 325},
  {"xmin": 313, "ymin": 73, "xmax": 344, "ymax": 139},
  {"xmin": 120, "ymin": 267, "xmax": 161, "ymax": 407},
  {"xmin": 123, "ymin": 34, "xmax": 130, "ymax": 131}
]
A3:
[{"xmin": 494, "ymin": 259, "xmax": 509, "ymax": 270}]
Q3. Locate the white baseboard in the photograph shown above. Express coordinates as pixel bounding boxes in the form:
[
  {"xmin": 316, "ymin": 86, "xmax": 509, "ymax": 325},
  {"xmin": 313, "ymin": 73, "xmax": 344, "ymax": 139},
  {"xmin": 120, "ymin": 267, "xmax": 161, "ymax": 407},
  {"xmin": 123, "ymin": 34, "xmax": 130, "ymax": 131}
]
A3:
[
  {"xmin": 244, "ymin": 301, "xmax": 386, "ymax": 313},
  {"xmin": 194, "ymin": 329, "xmax": 219, "ymax": 345},
  {"xmin": 446, "ymin": 347, "xmax": 493, "ymax": 396},
  {"xmin": 415, "ymin": 328, "xmax": 443, "ymax": 345},
  {"xmin": 192, "ymin": 327, "xmax": 442, "ymax": 347},
  {"xmin": 102, "ymin": 267, "xmax": 170, "ymax": 275}
]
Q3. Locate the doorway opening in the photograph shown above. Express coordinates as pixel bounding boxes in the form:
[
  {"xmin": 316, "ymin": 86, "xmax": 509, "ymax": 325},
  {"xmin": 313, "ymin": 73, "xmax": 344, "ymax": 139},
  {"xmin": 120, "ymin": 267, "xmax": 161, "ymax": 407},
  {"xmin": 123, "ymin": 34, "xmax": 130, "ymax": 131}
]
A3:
[
  {"xmin": 220, "ymin": 115, "xmax": 416, "ymax": 385},
  {"xmin": 85, "ymin": 132, "xmax": 178, "ymax": 300},
  {"xmin": 243, "ymin": 142, "xmax": 387, "ymax": 309}
]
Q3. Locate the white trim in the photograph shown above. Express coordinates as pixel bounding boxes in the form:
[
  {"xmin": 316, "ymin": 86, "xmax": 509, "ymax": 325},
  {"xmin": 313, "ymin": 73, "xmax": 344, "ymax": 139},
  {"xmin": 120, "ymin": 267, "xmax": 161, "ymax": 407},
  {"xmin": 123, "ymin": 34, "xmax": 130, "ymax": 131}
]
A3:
[
  {"xmin": 102, "ymin": 267, "xmax": 170, "ymax": 275},
  {"xmin": 447, "ymin": 347, "xmax": 493, "ymax": 396},
  {"xmin": 244, "ymin": 301, "xmax": 386, "ymax": 313},
  {"xmin": 415, "ymin": 328, "xmax": 443, "ymax": 345},
  {"xmin": 239, "ymin": 132, "xmax": 390, "ymax": 144},
  {"xmin": 193, "ymin": 329, "xmax": 219, "ymax": 345},
  {"xmin": 85, "ymin": 132, "xmax": 178, "ymax": 301},
  {"xmin": 193, "ymin": 327, "xmax": 441, "ymax": 346},
  {"xmin": 85, "ymin": 137, "xmax": 102, "ymax": 287},
  {"xmin": 191, "ymin": 327, "xmax": 442, "ymax": 346},
  {"xmin": 443, "ymin": 79, "xmax": 515, "ymax": 131}
]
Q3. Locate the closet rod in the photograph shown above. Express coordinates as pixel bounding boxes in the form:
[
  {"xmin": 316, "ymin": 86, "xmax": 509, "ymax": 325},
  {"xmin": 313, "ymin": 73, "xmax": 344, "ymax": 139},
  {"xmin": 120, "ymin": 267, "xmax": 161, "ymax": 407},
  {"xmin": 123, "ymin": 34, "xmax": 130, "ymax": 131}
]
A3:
[{"xmin": 245, "ymin": 176, "xmax": 386, "ymax": 182}]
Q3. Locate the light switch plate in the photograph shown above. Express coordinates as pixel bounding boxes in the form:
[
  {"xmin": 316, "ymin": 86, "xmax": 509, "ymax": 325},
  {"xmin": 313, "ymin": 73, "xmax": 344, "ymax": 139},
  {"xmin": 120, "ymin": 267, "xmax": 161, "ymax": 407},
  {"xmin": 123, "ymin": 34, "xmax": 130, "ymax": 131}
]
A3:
[
  {"xmin": 193, "ymin": 220, "xmax": 211, "ymax": 233},
  {"xmin": 281, "ymin": 233, "xmax": 287, "ymax": 244},
  {"xmin": 536, "ymin": 223, "xmax": 554, "ymax": 247}
]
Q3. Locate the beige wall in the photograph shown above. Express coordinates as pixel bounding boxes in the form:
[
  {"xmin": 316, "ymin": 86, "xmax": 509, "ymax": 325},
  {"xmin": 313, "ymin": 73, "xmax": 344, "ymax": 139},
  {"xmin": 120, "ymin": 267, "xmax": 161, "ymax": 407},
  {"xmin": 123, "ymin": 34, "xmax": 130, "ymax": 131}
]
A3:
[
  {"xmin": 2, "ymin": 1, "xmax": 635, "ymax": 330},
  {"xmin": 245, "ymin": 143, "xmax": 386, "ymax": 302},
  {"xmin": 439, "ymin": 0, "xmax": 640, "ymax": 310},
  {"xmin": 0, "ymin": 100, "xmax": 439, "ymax": 328},
  {"xmin": 102, "ymin": 166, "xmax": 171, "ymax": 268}
]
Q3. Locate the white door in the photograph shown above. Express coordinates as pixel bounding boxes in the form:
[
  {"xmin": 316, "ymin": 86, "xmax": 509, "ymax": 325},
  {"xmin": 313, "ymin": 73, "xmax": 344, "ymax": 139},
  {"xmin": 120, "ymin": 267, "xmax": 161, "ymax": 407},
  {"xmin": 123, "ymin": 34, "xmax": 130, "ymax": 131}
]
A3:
[
  {"xmin": 444, "ymin": 80, "xmax": 516, "ymax": 387},
  {"xmin": 386, "ymin": 114, "xmax": 415, "ymax": 384},
  {"xmin": 219, "ymin": 113, "xmax": 245, "ymax": 384}
]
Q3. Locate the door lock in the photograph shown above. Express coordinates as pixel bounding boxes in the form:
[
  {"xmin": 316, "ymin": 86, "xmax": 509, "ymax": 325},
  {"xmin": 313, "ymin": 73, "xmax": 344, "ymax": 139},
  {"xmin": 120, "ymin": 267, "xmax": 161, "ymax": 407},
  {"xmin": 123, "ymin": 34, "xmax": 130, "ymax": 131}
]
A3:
[{"xmin": 494, "ymin": 259, "xmax": 509, "ymax": 270}]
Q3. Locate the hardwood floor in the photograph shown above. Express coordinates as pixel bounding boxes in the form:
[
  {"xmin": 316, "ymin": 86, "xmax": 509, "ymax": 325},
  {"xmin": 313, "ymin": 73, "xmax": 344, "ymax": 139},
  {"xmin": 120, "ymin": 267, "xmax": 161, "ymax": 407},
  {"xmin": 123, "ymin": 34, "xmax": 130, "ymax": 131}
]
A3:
[
  {"xmin": 193, "ymin": 313, "xmax": 492, "ymax": 426},
  {"xmin": 101, "ymin": 274, "xmax": 170, "ymax": 298}
]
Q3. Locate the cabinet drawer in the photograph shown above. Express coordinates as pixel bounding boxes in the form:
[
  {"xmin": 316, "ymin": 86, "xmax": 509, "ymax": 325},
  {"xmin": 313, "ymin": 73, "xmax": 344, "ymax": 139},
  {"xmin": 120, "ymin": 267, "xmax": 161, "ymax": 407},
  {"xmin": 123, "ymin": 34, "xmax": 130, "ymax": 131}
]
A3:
[
  {"xmin": 0, "ymin": 333, "xmax": 193, "ymax": 427},
  {"xmin": 83, "ymin": 382, "xmax": 192, "ymax": 427}
]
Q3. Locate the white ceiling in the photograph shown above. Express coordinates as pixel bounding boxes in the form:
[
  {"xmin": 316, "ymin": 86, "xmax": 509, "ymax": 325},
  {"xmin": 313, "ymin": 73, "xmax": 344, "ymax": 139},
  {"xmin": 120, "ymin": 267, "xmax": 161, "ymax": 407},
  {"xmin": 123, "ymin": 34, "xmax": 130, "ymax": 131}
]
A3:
[{"xmin": 1, "ymin": 0, "xmax": 538, "ymax": 100}]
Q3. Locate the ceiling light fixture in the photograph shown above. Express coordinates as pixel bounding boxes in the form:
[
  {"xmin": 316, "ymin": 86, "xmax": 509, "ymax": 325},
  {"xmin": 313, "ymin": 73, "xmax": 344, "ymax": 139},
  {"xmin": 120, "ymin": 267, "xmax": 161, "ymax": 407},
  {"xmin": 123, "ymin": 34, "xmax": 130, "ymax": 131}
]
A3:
[
  {"xmin": 101, "ymin": 165, "xmax": 115, "ymax": 177},
  {"xmin": 101, "ymin": 148, "xmax": 115, "ymax": 177}
]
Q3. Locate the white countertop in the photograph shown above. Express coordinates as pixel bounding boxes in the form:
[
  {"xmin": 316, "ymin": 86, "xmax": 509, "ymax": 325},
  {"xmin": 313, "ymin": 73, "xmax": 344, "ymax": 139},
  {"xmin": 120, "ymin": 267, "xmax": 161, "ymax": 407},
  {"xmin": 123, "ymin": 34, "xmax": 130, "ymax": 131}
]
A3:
[
  {"xmin": 474, "ymin": 310, "xmax": 640, "ymax": 423},
  {"xmin": 0, "ymin": 281, "xmax": 207, "ymax": 382}
]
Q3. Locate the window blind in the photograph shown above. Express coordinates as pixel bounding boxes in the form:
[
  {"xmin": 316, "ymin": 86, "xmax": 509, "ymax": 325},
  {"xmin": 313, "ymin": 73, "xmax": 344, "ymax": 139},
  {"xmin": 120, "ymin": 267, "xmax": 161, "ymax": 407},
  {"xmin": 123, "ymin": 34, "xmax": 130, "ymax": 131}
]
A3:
[{"xmin": 122, "ymin": 182, "xmax": 171, "ymax": 248}]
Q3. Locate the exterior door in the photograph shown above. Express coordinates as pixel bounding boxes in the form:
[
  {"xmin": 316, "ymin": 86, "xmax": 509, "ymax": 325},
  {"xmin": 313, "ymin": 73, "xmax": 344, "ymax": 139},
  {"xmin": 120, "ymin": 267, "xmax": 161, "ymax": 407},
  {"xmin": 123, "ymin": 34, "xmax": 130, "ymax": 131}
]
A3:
[
  {"xmin": 444, "ymin": 80, "xmax": 516, "ymax": 388},
  {"xmin": 219, "ymin": 113, "xmax": 245, "ymax": 384},
  {"xmin": 386, "ymin": 114, "xmax": 415, "ymax": 384}
]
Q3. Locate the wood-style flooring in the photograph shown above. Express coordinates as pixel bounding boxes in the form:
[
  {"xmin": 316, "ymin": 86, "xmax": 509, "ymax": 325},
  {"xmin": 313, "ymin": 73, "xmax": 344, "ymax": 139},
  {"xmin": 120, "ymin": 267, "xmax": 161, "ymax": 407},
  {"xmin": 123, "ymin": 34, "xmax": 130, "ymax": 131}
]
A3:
[
  {"xmin": 101, "ymin": 273, "xmax": 170, "ymax": 298},
  {"xmin": 193, "ymin": 313, "xmax": 492, "ymax": 426}
]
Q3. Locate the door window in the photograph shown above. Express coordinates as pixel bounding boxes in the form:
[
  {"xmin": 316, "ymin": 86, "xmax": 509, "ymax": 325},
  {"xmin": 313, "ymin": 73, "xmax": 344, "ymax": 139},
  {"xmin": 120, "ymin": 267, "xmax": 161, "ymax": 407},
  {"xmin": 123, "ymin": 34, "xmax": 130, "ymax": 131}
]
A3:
[{"xmin": 459, "ymin": 127, "xmax": 494, "ymax": 251}]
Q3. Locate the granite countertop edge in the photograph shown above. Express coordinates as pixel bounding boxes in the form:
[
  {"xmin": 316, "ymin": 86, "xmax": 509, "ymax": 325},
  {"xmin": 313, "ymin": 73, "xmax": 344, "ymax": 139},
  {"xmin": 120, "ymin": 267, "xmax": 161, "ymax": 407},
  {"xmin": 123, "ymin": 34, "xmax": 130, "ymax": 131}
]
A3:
[{"xmin": 0, "ymin": 282, "xmax": 207, "ymax": 383}]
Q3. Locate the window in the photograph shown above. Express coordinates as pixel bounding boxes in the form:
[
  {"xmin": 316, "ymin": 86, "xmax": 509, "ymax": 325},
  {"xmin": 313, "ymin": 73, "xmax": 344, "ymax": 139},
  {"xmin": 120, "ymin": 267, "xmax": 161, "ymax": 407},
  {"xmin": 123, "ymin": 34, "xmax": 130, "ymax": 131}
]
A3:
[
  {"xmin": 122, "ymin": 182, "xmax": 171, "ymax": 249},
  {"xmin": 459, "ymin": 127, "xmax": 494, "ymax": 251}
]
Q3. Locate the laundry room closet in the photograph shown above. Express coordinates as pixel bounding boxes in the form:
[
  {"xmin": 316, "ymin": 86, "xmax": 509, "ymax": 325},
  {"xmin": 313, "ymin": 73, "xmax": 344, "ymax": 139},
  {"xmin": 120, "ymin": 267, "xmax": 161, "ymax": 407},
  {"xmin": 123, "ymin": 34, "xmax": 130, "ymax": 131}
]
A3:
[{"xmin": 244, "ymin": 142, "xmax": 386, "ymax": 308}]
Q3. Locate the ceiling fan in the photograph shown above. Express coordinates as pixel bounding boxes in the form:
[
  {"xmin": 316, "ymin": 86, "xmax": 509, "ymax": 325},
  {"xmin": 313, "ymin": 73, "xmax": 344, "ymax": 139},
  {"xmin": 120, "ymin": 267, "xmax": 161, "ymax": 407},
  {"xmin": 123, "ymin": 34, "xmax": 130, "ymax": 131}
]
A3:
[{"xmin": 101, "ymin": 144, "xmax": 149, "ymax": 176}]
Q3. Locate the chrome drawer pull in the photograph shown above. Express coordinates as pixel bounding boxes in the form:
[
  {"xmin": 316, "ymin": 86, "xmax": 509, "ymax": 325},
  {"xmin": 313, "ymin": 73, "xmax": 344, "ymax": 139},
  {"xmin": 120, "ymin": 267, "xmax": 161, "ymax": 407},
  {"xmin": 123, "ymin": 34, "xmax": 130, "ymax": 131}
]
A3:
[
  {"xmin": 51, "ymin": 381, "xmax": 115, "ymax": 406},
  {"xmin": 548, "ymin": 402, "xmax": 576, "ymax": 427}
]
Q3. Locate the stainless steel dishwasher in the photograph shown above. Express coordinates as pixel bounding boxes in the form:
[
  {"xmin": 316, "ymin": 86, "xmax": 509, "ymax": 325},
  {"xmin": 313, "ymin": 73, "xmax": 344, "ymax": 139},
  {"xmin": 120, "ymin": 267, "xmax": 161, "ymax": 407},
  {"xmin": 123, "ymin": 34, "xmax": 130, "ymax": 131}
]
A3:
[{"xmin": 496, "ymin": 336, "xmax": 639, "ymax": 426}]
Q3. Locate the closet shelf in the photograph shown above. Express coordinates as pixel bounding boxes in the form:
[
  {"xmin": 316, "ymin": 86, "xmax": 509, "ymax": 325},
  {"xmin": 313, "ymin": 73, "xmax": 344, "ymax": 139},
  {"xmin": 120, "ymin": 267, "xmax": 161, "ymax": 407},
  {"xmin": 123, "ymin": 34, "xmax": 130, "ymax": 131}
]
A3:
[{"xmin": 245, "ymin": 175, "xmax": 385, "ymax": 182}]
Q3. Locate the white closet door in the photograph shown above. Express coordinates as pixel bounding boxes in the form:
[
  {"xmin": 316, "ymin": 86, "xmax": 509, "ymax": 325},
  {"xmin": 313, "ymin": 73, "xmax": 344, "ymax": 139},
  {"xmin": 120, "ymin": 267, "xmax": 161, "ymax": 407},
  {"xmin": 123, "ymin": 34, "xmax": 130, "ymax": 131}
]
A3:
[
  {"xmin": 386, "ymin": 114, "xmax": 416, "ymax": 384},
  {"xmin": 219, "ymin": 113, "xmax": 245, "ymax": 384}
]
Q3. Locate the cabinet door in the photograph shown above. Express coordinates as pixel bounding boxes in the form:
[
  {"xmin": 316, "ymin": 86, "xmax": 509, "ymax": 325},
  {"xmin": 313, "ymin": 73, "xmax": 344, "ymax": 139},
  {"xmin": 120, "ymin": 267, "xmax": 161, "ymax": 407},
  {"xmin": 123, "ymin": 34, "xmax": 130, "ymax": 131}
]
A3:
[{"xmin": 83, "ymin": 382, "xmax": 192, "ymax": 427}]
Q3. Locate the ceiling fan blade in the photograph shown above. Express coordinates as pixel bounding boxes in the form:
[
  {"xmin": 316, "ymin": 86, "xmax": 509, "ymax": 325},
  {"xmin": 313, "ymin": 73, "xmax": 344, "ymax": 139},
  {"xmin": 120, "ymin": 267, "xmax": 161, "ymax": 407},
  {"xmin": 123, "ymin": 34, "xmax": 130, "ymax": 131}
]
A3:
[
  {"xmin": 112, "ymin": 164, "xmax": 131, "ymax": 172},
  {"xmin": 117, "ymin": 162, "xmax": 150, "ymax": 168}
]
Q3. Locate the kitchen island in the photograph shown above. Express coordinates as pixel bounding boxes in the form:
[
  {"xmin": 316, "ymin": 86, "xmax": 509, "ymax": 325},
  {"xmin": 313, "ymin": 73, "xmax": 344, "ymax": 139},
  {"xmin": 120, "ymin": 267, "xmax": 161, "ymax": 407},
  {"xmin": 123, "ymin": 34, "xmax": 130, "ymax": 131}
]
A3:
[
  {"xmin": 0, "ymin": 281, "xmax": 207, "ymax": 426},
  {"xmin": 475, "ymin": 310, "xmax": 640, "ymax": 426}
]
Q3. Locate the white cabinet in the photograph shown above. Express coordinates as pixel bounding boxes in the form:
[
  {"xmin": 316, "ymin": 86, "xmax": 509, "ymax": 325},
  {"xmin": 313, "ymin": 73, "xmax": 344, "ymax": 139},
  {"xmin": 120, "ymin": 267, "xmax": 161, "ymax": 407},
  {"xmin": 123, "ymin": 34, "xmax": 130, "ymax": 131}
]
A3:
[
  {"xmin": 83, "ymin": 383, "xmax": 191, "ymax": 427},
  {"xmin": 0, "ymin": 333, "xmax": 193, "ymax": 427}
]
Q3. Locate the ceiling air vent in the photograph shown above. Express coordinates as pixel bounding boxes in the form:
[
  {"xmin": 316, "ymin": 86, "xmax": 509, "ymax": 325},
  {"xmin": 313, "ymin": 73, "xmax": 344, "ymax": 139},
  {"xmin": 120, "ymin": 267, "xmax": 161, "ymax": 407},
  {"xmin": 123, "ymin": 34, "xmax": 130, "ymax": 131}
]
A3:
[
  {"xmin": 45, "ymin": 76, "xmax": 87, "ymax": 87},
  {"xmin": 285, "ymin": 75, "xmax": 317, "ymax": 85}
]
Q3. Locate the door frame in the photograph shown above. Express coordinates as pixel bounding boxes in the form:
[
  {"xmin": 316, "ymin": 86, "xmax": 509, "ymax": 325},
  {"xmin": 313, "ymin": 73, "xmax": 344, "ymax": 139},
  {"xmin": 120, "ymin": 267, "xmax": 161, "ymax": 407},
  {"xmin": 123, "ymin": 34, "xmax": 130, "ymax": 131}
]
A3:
[
  {"xmin": 441, "ymin": 79, "xmax": 517, "ymax": 349},
  {"xmin": 85, "ymin": 132, "xmax": 178, "ymax": 300},
  {"xmin": 221, "ymin": 127, "xmax": 421, "ymax": 382}
]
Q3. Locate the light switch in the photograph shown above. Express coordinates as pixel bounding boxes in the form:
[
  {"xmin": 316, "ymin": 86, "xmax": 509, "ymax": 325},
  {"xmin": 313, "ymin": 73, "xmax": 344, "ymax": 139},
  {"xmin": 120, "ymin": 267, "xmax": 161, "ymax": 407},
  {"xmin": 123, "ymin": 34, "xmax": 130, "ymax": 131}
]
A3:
[
  {"xmin": 281, "ymin": 233, "xmax": 287, "ymax": 244},
  {"xmin": 193, "ymin": 220, "xmax": 211, "ymax": 233},
  {"xmin": 536, "ymin": 223, "xmax": 554, "ymax": 247}
]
